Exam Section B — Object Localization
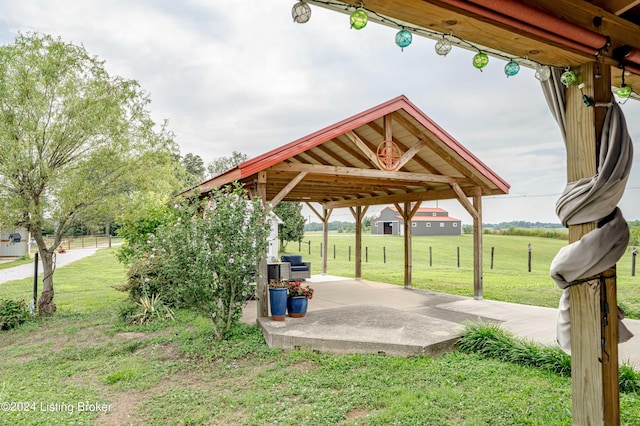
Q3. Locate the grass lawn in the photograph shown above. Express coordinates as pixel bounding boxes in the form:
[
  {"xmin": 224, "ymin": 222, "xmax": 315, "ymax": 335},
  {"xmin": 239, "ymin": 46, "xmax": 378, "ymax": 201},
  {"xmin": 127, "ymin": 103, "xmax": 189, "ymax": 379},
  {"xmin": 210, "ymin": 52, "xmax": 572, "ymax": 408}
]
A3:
[{"xmin": 1, "ymin": 243, "xmax": 639, "ymax": 425}]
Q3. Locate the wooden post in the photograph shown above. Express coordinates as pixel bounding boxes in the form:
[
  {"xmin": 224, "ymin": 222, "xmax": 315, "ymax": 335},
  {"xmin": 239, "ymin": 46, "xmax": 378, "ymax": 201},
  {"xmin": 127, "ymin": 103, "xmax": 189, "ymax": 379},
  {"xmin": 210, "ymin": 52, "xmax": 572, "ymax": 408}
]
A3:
[
  {"xmin": 565, "ymin": 62, "xmax": 618, "ymax": 425},
  {"xmin": 403, "ymin": 201, "xmax": 412, "ymax": 288},
  {"xmin": 528, "ymin": 243, "xmax": 532, "ymax": 273},
  {"xmin": 256, "ymin": 171, "xmax": 269, "ymax": 318},
  {"xmin": 632, "ymin": 247, "xmax": 637, "ymax": 277},
  {"xmin": 349, "ymin": 205, "xmax": 367, "ymax": 280},
  {"xmin": 395, "ymin": 201, "xmax": 420, "ymax": 289},
  {"xmin": 491, "ymin": 247, "xmax": 494, "ymax": 270},
  {"xmin": 322, "ymin": 207, "xmax": 331, "ymax": 275},
  {"xmin": 472, "ymin": 188, "xmax": 483, "ymax": 300}
]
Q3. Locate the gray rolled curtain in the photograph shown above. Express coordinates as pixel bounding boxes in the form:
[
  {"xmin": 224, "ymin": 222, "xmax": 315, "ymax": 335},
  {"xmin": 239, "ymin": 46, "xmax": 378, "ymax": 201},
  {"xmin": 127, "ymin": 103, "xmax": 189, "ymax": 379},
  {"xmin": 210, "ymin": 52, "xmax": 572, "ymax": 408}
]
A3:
[{"xmin": 541, "ymin": 68, "xmax": 634, "ymax": 353}]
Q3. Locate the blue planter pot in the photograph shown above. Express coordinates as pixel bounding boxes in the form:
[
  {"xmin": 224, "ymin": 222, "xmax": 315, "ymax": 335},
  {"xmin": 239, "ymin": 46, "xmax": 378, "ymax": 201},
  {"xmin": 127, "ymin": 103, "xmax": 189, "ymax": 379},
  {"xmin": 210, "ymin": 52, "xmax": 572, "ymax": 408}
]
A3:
[
  {"xmin": 269, "ymin": 288, "xmax": 288, "ymax": 321},
  {"xmin": 287, "ymin": 296, "xmax": 308, "ymax": 318}
]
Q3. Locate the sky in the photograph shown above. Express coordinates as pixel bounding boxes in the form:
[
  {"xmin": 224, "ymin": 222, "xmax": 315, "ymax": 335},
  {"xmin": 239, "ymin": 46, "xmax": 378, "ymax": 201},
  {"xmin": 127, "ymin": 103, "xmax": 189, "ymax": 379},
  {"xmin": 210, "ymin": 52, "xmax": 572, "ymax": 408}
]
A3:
[{"xmin": 2, "ymin": 0, "xmax": 640, "ymax": 225}]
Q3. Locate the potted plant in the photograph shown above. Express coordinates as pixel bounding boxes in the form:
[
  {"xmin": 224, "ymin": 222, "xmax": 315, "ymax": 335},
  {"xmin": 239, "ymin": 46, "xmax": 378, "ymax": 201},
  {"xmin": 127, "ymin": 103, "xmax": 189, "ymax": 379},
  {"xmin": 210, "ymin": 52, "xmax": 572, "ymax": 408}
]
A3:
[
  {"xmin": 286, "ymin": 281, "xmax": 314, "ymax": 318},
  {"xmin": 268, "ymin": 279, "xmax": 289, "ymax": 321}
]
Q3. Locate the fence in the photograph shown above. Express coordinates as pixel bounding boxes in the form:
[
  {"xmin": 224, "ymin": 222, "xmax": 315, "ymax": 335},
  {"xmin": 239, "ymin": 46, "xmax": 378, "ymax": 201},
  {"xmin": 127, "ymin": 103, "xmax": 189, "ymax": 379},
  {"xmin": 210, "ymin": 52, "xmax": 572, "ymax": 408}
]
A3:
[
  {"xmin": 43, "ymin": 234, "xmax": 119, "ymax": 251},
  {"xmin": 294, "ymin": 239, "xmax": 640, "ymax": 276}
]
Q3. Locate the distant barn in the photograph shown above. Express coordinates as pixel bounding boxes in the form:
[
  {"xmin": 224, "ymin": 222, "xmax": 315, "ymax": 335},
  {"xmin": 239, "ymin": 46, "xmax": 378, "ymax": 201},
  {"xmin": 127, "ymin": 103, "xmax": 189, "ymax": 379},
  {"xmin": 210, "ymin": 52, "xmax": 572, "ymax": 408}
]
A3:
[{"xmin": 371, "ymin": 206, "xmax": 461, "ymax": 236}]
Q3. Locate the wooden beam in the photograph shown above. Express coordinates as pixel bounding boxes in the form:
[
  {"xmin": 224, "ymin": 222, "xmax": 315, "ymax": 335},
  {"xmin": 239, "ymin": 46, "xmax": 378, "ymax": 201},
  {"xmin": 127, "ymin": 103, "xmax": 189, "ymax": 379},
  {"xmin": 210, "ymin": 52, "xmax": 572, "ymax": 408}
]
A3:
[
  {"xmin": 269, "ymin": 162, "xmax": 462, "ymax": 184},
  {"xmin": 323, "ymin": 185, "xmax": 491, "ymax": 209},
  {"xmin": 398, "ymin": 201, "xmax": 419, "ymax": 288},
  {"xmin": 345, "ymin": 130, "xmax": 379, "ymax": 168},
  {"xmin": 270, "ymin": 172, "xmax": 308, "ymax": 207},
  {"xmin": 305, "ymin": 202, "xmax": 324, "ymax": 222},
  {"xmin": 472, "ymin": 188, "xmax": 483, "ymax": 299},
  {"xmin": 452, "ymin": 183, "xmax": 479, "ymax": 219},
  {"xmin": 521, "ymin": 0, "xmax": 640, "ymax": 50},
  {"xmin": 384, "ymin": 114, "xmax": 393, "ymax": 141},
  {"xmin": 395, "ymin": 139, "xmax": 427, "ymax": 170},
  {"xmin": 390, "ymin": 112, "xmax": 492, "ymax": 190},
  {"xmin": 349, "ymin": 205, "xmax": 368, "ymax": 279},
  {"xmin": 321, "ymin": 207, "xmax": 333, "ymax": 275},
  {"xmin": 367, "ymin": 119, "xmax": 441, "ymax": 174},
  {"xmin": 332, "ymin": 137, "xmax": 375, "ymax": 168},
  {"xmin": 588, "ymin": 0, "xmax": 640, "ymax": 15}
]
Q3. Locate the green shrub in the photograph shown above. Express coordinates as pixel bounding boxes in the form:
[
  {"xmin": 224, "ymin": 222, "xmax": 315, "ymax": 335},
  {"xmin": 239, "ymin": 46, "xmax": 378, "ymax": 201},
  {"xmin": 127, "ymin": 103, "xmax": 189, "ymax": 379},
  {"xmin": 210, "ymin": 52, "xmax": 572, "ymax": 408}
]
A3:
[
  {"xmin": 126, "ymin": 293, "xmax": 175, "ymax": 325},
  {"xmin": 458, "ymin": 322, "xmax": 640, "ymax": 393},
  {"xmin": 120, "ymin": 183, "xmax": 269, "ymax": 340},
  {"xmin": 0, "ymin": 299, "xmax": 31, "ymax": 330}
]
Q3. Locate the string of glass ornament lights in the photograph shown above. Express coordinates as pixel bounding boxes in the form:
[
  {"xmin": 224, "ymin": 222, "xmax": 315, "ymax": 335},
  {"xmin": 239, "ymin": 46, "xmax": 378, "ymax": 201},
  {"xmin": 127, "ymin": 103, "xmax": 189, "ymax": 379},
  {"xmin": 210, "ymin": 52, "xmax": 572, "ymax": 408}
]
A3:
[{"xmin": 291, "ymin": 0, "xmax": 635, "ymax": 99}]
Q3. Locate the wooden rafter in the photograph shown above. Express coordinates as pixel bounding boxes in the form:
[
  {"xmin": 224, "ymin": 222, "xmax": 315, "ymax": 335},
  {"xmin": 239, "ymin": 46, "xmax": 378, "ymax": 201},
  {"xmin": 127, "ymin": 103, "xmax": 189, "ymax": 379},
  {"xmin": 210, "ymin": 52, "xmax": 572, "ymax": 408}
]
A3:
[
  {"xmin": 345, "ymin": 130, "xmax": 379, "ymax": 168},
  {"xmin": 268, "ymin": 162, "xmax": 464, "ymax": 184}
]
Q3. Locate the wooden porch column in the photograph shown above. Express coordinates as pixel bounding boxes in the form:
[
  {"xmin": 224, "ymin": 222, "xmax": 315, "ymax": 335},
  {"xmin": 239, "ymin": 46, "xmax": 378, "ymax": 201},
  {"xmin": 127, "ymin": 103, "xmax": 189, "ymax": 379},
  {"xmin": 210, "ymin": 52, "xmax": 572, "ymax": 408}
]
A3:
[
  {"xmin": 256, "ymin": 171, "xmax": 269, "ymax": 318},
  {"xmin": 395, "ymin": 202, "xmax": 420, "ymax": 288},
  {"xmin": 452, "ymin": 184, "xmax": 483, "ymax": 299},
  {"xmin": 472, "ymin": 188, "xmax": 483, "ymax": 300},
  {"xmin": 349, "ymin": 205, "xmax": 368, "ymax": 280},
  {"xmin": 566, "ymin": 62, "xmax": 619, "ymax": 425},
  {"xmin": 322, "ymin": 207, "xmax": 332, "ymax": 275},
  {"xmin": 306, "ymin": 203, "xmax": 332, "ymax": 276}
]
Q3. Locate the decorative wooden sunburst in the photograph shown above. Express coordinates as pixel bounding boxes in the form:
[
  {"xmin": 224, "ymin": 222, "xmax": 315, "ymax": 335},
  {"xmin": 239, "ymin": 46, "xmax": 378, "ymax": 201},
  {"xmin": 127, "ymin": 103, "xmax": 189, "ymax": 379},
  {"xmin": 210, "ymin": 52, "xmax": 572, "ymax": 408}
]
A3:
[{"xmin": 376, "ymin": 140, "xmax": 402, "ymax": 171}]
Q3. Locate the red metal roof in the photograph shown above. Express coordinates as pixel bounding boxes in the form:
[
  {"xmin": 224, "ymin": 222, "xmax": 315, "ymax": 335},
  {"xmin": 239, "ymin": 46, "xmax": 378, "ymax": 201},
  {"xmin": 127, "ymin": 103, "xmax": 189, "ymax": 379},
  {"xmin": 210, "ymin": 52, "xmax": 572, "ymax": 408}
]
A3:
[{"xmin": 184, "ymin": 95, "xmax": 509, "ymax": 207}]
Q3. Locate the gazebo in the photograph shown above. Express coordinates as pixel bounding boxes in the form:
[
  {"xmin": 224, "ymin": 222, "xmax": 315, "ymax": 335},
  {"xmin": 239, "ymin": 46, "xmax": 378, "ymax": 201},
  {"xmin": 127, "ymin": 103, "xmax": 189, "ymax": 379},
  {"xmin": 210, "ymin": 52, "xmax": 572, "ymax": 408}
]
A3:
[{"xmin": 186, "ymin": 94, "xmax": 508, "ymax": 312}]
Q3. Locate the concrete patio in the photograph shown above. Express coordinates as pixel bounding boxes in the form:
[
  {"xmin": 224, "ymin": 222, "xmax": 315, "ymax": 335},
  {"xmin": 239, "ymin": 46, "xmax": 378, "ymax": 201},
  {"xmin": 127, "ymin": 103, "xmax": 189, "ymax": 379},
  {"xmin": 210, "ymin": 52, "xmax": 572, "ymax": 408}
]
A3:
[{"xmin": 242, "ymin": 275, "xmax": 640, "ymax": 365}]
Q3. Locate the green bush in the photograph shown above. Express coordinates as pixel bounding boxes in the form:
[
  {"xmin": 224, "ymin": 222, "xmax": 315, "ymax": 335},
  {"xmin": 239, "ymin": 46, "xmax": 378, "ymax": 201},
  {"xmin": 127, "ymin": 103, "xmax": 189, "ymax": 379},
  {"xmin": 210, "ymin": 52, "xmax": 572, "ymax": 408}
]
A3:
[
  {"xmin": 458, "ymin": 322, "xmax": 640, "ymax": 393},
  {"xmin": 119, "ymin": 183, "xmax": 269, "ymax": 340},
  {"xmin": 0, "ymin": 299, "xmax": 31, "ymax": 331}
]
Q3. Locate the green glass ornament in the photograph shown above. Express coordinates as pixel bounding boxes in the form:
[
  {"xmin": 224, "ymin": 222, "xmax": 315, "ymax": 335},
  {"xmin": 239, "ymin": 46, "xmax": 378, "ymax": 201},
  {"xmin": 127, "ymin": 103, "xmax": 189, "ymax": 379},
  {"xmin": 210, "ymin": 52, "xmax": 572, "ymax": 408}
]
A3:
[
  {"xmin": 504, "ymin": 60, "xmax": 520, "ymax": 77},
  {"xmin": 395, "ymin": 29, "xmax": 412, "ymax": 50},
  {"xmin": 472, "ymin": 52, "xmax": 489, "ymax": 70},
  {"xmin": 560, "ymin": 69, "xmax": 577, "ymax": 86},
  {"xmin": 350, "ymin": 9, "xmax": 368, "ymax": 30},
  {"xmin": 618, "ymin": 84, "xmax": 632, "ymax": 98}
]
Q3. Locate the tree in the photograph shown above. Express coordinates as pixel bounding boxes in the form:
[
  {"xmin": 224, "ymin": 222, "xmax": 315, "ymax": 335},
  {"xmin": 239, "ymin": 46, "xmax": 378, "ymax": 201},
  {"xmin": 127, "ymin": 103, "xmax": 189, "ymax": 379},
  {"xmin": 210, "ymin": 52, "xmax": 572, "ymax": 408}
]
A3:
[
  {"xmin": 206, "ymin": 151, "xmax": 248, "ymax": 178},
  {"xmin": 0, "ymin": 33, "xmax": 177, "ymax": 315},
  {"xmin": 273, "ymin": 202, "xmax": 305, "ymax": 251},
  {"xmin": 180, "ymin": 153, "xmax": 205, "ymax": 186}
]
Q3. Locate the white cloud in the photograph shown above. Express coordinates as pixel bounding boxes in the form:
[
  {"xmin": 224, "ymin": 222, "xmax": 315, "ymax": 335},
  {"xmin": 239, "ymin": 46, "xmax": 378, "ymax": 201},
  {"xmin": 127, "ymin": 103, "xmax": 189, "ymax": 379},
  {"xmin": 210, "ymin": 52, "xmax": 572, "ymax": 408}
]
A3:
[{"xmin": 1, "ymin": 0, "xmax": 639, "ymax": 223}]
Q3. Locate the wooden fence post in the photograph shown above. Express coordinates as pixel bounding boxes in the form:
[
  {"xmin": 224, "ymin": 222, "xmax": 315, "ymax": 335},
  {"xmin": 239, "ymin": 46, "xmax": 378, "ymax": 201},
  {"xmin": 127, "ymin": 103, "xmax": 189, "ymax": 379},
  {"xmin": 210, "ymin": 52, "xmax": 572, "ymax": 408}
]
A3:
[{"xmin": 491, "ymin": 247, "xmax": 495, "ymax": 270}]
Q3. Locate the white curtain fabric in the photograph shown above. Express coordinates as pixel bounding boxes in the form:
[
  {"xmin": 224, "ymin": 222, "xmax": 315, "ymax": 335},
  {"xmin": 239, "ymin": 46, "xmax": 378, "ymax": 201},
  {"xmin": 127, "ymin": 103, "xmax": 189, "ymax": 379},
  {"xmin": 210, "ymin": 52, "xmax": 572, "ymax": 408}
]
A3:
[{"xmin": 541, "ymin": 68, "xmax": 634, "ymax": 353}]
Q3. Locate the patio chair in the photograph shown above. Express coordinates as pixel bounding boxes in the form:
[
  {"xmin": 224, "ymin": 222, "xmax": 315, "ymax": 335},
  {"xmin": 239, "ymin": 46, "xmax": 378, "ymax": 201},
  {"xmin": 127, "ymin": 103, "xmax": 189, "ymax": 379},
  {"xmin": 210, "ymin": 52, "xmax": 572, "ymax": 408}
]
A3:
[{"xmin": 280, "ymin": 255, "xmax": 311, "ymax": 280}]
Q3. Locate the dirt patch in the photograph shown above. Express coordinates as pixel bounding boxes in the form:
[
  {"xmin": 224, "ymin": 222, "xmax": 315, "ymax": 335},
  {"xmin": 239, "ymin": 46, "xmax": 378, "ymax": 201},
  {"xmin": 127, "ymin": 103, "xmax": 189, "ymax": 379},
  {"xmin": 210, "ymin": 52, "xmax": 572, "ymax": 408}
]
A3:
[
  {"xmin": 345, "ymin": 407, "xmax": 369, "ymax": 420},
  {"xmin": 114, "ymin": 331, "xmax": 147, "ymax": 340},
  {"xmin": 94, "ymin": 389, "xmax": 145, "ymax": 426}
]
